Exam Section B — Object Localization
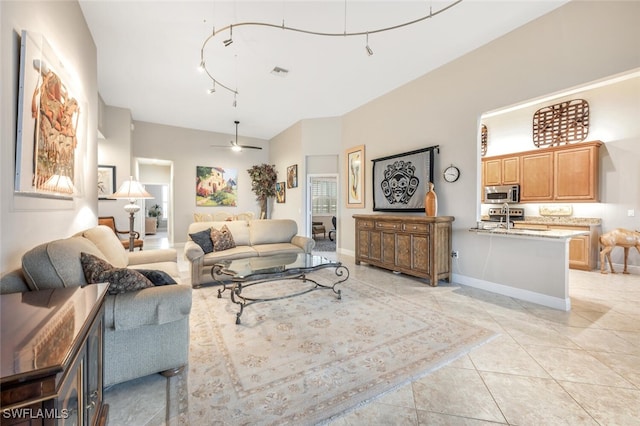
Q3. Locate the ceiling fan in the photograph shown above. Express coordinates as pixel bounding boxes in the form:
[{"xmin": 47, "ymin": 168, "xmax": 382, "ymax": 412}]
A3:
[{"xmin": 211, "ymin": 121, "xmax": 262, "ymax": 152}]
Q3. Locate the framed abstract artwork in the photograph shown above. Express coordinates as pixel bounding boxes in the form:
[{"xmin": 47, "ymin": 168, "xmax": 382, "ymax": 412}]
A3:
[
  {"xmin": 276, "ymin": 182, "xmax": 286, "ymax": 203},
  {"xmin": 372, "ymin": 146, "xmax": 436, "ymax": 212},
  {"xmin": 15, "ymin": 30, "xmax": 86, "ymax": 198},
  {"xmin": 97, "ymin": 165, "xmax": 116, "ymax": 199},
  {"xmin": 345, "ymin": 145, "xmax": 365, "ymax": 208},
  {"xmin": 287, "ymin": 165, "xmax": 298, "ymax": 188}
]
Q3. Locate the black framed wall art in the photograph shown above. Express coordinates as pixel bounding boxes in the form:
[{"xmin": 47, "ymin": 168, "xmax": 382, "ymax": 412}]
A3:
[{"xmin": 372, "ymin": 146, "xmax": 437, "ymax": 212}]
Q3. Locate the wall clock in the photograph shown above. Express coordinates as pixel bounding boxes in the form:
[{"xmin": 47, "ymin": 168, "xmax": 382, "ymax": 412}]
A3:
[{"xmin": 443, "ymin": 165, "xmax": 460, "ymax": 183}]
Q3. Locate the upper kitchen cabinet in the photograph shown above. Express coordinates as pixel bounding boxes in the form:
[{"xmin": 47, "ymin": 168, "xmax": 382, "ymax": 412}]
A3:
[
  {"xmin": 482, "ymin": 155, "xmax": 520, "ymax": 186},
  {"xmin": 483, "ymin": 141, "xmax": 602, "ymax": 203},
  {"xmin": 520, "ymin": 151, "xmax": 554, "ymax": 201},
  {"xmin": 554, "ymin": 142, "xmax": 601, "ymax": 201}
]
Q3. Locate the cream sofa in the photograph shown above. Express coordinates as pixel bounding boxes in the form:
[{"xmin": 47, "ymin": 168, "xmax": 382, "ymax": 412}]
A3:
[
  {"xmin": 1, "ymin": 225, "xmax": 192, "ymax": 387},
  {"xmin": 184, "ymin": 219, "xmax": 315, "ymax": 287}
]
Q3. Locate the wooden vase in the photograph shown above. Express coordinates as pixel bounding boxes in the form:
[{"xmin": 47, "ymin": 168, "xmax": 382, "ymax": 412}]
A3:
[{"xmin": 425, "ymin": 182, "xmax": 437, "ymax": 217}]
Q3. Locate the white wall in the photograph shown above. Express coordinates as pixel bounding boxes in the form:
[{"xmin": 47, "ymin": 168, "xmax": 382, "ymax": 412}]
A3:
[
  {"xmin": 97, "ymin": 105, "xmax": 133, "ymax": 232},
  {"xmin": 270, "ymin": 117, "xmax": 342, "ymax": 236},
  {"xmin": 1, "ymin": 0, "xmax": 98, "ymax": 272}
]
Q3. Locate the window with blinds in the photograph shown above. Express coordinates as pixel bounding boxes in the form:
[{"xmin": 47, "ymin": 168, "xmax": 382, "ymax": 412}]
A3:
[{"xmin": 312, "ymin": 179, "xmax": 337, "ymax": 214}]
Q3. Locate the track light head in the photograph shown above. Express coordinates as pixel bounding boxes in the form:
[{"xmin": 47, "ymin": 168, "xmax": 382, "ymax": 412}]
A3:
[
  {"xmin": 207, "ymin": 81, "xmax": 216, "ymax": 94},
  {"xmin": 198, "ymin": 59, "xmax": 205, "ymax": 71},
  {"xmin": 223, "ymin": 25, "xmax": 233, "ymax": 47},
  {"xmin": 365, "ymin": 33, "xmax": 373, "ymax": 56}
]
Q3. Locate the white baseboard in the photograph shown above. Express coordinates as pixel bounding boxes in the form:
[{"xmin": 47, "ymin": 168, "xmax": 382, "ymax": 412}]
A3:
[
  {"xmin": 603, "ymin": 262, "xmax": 640, "ymax": 275},
  {"xmin": 452, "ymin": 273, "xmax": 571, "ymax": 311}
]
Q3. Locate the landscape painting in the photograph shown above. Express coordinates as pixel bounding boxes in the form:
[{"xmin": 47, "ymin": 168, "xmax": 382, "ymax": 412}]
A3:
[{"xmin": 196, "ymin": 166, "xmax": 238, "ymax": 207}]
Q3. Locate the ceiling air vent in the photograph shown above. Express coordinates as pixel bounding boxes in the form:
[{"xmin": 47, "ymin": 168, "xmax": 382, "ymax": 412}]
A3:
[{"xmin": 271, "ymin": 66, "xmax": 289, "ymax": 77}]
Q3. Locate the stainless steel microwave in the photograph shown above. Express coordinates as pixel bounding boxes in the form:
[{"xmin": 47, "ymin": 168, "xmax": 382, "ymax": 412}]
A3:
[{"xmin": 484, "ymin": 184, "xmax": 520, "ymax": 204}]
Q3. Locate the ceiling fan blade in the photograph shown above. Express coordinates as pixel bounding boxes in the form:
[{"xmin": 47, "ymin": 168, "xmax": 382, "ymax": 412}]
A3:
[{"xmin": 210, "ymin": 121, "xmax": 262, "ymax": 150}]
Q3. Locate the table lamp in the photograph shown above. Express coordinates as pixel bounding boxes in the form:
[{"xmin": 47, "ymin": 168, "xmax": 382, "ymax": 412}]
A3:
[{"xmin": 110, "ymin": 176, "xmax": 153, "ymax": 251}]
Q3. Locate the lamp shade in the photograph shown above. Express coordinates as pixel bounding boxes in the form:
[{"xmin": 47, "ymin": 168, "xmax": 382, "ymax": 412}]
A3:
[
  {"xmin": 42, "ymin": 174, "xmax": 75, "ymax": 194},
  {"xmin": 110, "ymin": 176, "xmax": 153, "ymax": 200}
]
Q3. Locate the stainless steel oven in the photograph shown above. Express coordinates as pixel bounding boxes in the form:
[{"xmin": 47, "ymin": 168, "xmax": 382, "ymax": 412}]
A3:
[{"xmin": 484, "ymin": 184, "xmax": 520, "ymax": 204}]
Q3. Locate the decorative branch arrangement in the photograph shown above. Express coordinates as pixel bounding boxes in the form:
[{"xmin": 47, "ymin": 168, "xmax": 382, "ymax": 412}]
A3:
[{"xmin": 247, "ymin": 164, "xmax": 278, "ymax": 219}]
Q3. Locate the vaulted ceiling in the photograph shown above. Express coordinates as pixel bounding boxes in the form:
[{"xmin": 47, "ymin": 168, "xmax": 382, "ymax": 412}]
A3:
[{"xmin": 79, "ymin": 0, "xmax": 568, "ymax": 140}]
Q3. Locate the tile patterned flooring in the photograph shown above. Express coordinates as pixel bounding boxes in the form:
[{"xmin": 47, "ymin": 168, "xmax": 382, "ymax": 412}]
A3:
[{"xmin": 106, "ymin": 238, "xmax": 640, "ymax": 425}]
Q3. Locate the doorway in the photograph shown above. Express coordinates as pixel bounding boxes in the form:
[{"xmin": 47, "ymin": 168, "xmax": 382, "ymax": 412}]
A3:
[
  {"xmin": 137, "ymin": 159, "xmax": 173, "ymax": 247},
  {"xmin": 307, "ymin": 174, "xmax": 338, "ymax": 254}
]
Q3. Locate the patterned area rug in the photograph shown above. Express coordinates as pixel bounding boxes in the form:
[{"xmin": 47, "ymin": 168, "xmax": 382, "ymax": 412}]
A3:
[
  {"xmin": 187, "ymin": 269, "xmax": 495, "ymax": 425},
  {"xmin": 312, "ymin": 238, "xmax": 336, "ymax": 252}
]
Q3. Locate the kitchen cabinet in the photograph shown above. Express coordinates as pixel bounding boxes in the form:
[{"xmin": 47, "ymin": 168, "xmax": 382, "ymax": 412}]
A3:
[
  {"xmin": 554, "ymin": 143, "xmax": 600, "ymax": 201},
  {"xmin": 354, "ymin": 214, "xmax": 454, "ymax": 286},
  {"xmin": 483, "ymin": 141, "xmax": 601, "ymax": 203},
  {"xmin": 482, "ymin": 155, "xmax": 519, "ymax": 187},
  {"xmin": 1, "ymin": 284, "xmax": 109, "ymax": 426},
  {"xmin": 520, "ymin": 151, "xmax": 554, "ymax": 201}
]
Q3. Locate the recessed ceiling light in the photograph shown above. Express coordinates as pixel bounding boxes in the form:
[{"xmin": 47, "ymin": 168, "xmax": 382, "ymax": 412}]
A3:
[{"xmin": 271, "ymin": 66, "xmax": 289, "ymax": 77}]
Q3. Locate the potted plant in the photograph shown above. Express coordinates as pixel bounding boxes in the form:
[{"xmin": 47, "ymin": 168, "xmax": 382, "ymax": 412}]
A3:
[
  {"xmin": 247, "ymin": 164, "xmax": 277, "ymax": 219},
  {"xmin": 148, "ymin": 204, "xmax": 162, "ymax": 226}
]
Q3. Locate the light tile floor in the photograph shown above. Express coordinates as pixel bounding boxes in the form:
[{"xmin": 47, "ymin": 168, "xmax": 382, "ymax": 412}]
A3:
[{"xmin": 106, "ymin": 241, "xmax": 640, "ymax": 425}]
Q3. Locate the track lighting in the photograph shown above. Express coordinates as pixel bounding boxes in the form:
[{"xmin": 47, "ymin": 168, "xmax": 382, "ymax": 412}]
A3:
[
  {"xmin": 200, "ymin": 0, "xmax": 462, "ymax": 100},
  {"xmin": 365, "ymin": 33, "xmax": 373, "ymax": 56},
  {"xmin": 207, "ymin": 81, "xmax": 216, "ymax": 94},
  {"xmin": 198, "ymin": 59, "xmax": 205, "ymax": 71},
  {"xmin": 223, "ymin": 25, "xmax": 233, "ymax": 46},
  {"xmin": 232, "ymin": 93, "xmax": 237, "ymax": 107}
]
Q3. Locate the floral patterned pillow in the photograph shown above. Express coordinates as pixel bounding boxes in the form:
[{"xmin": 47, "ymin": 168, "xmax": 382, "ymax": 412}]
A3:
[
  {"xmin": 80, "ymin": 252, "xmax": 154, "ymax": 295},
  {"xmin": 210, "ymin": 224, "xmax": 236, "ymax": 252}
]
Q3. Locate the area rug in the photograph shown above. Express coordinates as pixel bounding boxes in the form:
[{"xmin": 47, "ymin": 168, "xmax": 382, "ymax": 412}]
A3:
[
  {"xmin": 313, "ymin": 238, "xmax": 336, "ymax": 252},
  {"xmin": 187, "ymin": 269, "xmax": 495, "ymax": 425}
]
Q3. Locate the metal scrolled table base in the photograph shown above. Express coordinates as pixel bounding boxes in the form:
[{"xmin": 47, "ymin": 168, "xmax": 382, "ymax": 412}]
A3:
[{"xmin": 229, "ymin": 265, "xmax": 349, "ymax": 324}]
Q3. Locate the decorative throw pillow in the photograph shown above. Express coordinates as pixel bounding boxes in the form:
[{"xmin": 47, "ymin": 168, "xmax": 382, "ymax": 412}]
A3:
[
  {"xmin": 211, "ymin": 224, "xmax": 236, "ymax": 252},
  {"xmin": 80, "ymin": 252, "xmax": 154, "ymax": 295},
  {"xmin": 136, "ymin": 269, "xmax": 177, "ymax": 286},
  {"xmin": 80, "ymin": 252, "xmax": 113, "ymax": 283},
  {"xmin": 189, "ymin": 228, "xmax": 214, "ymax": 253}
]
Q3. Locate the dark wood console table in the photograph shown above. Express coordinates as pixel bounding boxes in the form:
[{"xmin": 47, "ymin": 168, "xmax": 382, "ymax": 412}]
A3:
[
  {"xmin": 353, "ymin": 214, "xmax": 454, "ymax": 286},
  {"xmin": 1, "ymin": 283, "xmax": 109, "ymax": 425}
]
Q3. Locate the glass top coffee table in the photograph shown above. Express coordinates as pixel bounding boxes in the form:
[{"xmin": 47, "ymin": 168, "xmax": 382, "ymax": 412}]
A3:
[{"xmin": 213, "ymin": 253, "xmax": 349, "ymax": 324}]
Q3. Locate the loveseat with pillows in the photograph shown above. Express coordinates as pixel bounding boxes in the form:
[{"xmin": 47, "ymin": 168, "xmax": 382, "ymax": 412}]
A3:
[
  {"xmin": 0, "ymin": 225, "xmax": 192, "ymax": 387},
  {"xmin": 184, "ymin": 219, "xmax": 315, "ymax": 287}
]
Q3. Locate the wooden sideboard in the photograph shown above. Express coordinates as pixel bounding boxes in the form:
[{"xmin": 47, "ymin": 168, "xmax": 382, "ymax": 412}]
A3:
[
  {"xmin": 353, "ymin": 214, "xmax": 455, "ymax": 286},
  {"xmin": 1, "ymin": 284, "xmax": 109, "ymax": 426}
]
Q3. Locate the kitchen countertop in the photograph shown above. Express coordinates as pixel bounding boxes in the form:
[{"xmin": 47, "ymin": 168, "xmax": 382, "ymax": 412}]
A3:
[
  {"xmin": 480, "ymin": 216, "xmax": 601, "ymax": 227},
  {"xmin": 470, "ymin": 227, "xmax": 590, "ymax": 239}
]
